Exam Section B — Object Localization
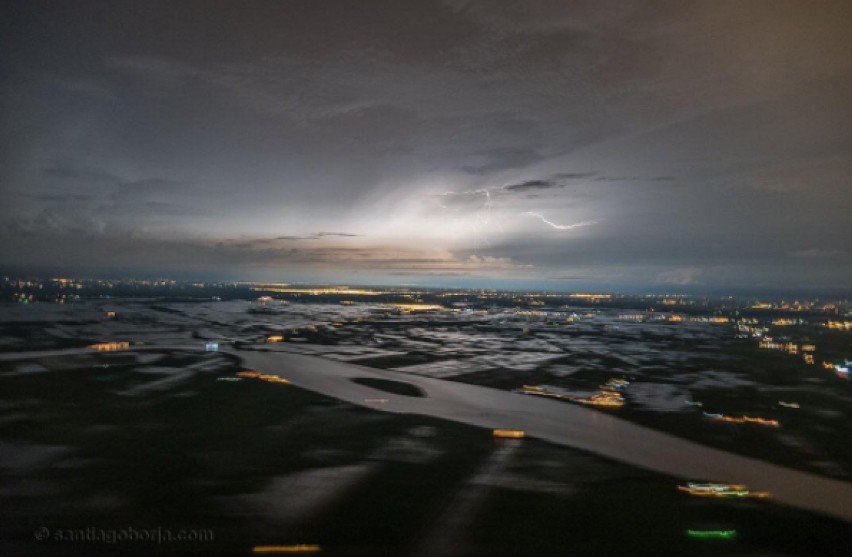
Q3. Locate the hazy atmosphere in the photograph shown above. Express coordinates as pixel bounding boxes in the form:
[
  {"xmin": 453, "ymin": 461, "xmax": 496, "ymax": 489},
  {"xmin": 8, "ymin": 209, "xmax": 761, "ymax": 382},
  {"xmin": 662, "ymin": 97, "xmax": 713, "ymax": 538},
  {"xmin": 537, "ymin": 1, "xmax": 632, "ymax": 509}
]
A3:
[
  {"xmin": 2, "ymin": 1, "xmax": 851, "ymax": 292},
  {"xmin": 3, "ymin": 6, "xmax": 852, "ymax": 555}
]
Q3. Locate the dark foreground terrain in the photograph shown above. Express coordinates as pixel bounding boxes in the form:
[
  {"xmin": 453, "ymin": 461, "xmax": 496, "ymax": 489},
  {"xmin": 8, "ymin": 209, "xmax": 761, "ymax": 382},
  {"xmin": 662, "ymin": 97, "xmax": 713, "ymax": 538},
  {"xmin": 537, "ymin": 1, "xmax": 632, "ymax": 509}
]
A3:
[{"xmin": 1, "ymin": 344, "xmax": 850, "ymax": 556}]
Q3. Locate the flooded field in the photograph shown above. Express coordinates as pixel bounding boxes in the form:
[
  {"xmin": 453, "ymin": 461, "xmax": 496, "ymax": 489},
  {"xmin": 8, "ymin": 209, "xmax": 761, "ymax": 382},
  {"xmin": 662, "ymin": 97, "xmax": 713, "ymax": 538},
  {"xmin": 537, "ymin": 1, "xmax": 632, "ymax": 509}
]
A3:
[{"xmin": 1, "ymin": 297, "xmax": 851, "ymax": 555}]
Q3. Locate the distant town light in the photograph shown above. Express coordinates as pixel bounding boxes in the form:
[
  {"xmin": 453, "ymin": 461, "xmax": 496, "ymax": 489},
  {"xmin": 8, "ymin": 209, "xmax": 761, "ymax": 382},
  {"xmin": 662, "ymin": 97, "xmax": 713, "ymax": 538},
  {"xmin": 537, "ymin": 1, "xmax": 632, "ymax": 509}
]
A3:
[
  {"xmin": 678, "ymin": 482, "xmax": 769, "ymax": 499},
  {"xmin": 493, "ymin": 429, "xmax": 525, "ymax": 439},
  {"xmin": 252, "ymin": 545, "xmax": 321, "ymax": 553},
  {"xmin": 703, "ymin": 412, "xmax": 779, "ymax": 427},
  {"xmin": 88, "ymin": 341, "xmax": 130, "ymax": 352}
]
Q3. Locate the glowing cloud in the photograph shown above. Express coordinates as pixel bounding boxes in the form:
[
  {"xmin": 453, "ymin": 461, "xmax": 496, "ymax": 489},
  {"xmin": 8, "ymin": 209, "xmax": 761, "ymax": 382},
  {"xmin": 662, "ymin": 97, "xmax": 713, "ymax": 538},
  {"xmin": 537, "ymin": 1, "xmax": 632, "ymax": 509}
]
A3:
[{"xmin": 438, "ymin": 188, "xmax": 497, "ymax": 248}]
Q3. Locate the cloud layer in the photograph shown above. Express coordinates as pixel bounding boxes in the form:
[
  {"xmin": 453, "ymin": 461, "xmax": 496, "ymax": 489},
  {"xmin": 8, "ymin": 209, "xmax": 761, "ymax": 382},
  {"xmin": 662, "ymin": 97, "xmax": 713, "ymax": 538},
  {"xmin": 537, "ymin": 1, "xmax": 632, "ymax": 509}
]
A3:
[{"xmin": 1, "ymin": 1, "xmax": 850, "ymax": 291}]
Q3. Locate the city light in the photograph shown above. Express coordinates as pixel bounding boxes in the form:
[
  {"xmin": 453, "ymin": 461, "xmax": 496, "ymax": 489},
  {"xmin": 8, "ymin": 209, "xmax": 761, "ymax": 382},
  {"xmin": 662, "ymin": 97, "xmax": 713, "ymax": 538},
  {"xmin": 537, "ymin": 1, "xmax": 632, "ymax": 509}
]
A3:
[
  {"xmin": 703, "ymin": 412, "xmax": 779, "ymax": 427},
  {"xmin": 88, "ymin": 341, "xmax": 130, "ymax": 352},
  {"xmin": 493, "ymin": 429, "xmax": 525, "ymax": 439},
  {"xmin": 390, "ymin": 303, "xmax": 446, "ymax": 312},
  {"xmin": 516, "ymin": 383, "xmax": 626, "ymax": 408},
  {"xmin": 678, "ymin": 482, "xmax": 769, "ymax": 498},
  {"xmin": 252, "ymin": 545, "xmax": 321, "ymax": 554}
]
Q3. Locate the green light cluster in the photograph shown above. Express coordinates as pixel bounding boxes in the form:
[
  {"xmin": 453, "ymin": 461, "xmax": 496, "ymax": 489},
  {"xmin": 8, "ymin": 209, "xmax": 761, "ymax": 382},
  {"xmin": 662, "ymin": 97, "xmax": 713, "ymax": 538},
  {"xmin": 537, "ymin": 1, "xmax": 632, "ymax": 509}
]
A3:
[{"xmin": 686, "ymin": 529, "xmax": 736, "ymax": 539}]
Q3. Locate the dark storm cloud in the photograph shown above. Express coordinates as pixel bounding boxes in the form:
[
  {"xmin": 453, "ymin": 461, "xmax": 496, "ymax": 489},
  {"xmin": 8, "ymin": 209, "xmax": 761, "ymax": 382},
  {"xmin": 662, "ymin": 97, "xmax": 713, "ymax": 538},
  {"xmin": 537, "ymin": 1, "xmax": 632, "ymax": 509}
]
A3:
[
  {"xmin": 503, "ymin": 172, "xmax": 676, "ymax": 194},
  {"xmin": 29, "ymin": 163, "xmax": 205, "ymax": 223},
  {"xmin": 504, "ymin": 180, "xmax": 561, "ymax": 192},
  {"xmin": 274, "ymin": 233, "xmax": 362, "ymax": 241},
  {"xmin": 1, "ymin": 0, "xmax": 851, "ymax": 290},
  {"xmin": 0, "ymin": 225, "xmax": 525, "ymax": 283}
]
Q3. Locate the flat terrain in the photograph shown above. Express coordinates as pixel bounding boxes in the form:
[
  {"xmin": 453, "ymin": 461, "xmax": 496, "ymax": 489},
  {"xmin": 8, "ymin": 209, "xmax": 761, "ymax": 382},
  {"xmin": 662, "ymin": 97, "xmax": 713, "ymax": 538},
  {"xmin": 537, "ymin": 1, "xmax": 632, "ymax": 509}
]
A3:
[
  {"xmin": 236, "ymin": 348, "xmax": 852, "ymax": 523},
  {"xmin": 1, "ymin": 297, "xmax": 851, "ymax": 556}
]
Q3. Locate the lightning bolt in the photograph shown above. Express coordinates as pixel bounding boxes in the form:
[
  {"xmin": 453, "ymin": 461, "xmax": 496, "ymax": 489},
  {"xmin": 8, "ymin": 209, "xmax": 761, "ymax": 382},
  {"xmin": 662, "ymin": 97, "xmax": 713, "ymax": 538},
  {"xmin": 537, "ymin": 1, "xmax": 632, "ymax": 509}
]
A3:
[
  {"xmin": 438, "ymin": 188, "xmax": 499, "ymax": 250},
  {"xmin": 524, "ymin": 212, "xmax": 598, "ymax": 230}
]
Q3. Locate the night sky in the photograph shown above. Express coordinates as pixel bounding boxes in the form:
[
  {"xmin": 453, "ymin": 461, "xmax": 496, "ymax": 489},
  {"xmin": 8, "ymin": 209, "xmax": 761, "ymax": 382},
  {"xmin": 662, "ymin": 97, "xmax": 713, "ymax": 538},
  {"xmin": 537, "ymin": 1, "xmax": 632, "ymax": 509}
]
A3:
[{"xmin": 2, "ymin": 1, "xmax": 850, "ymax": 292}]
